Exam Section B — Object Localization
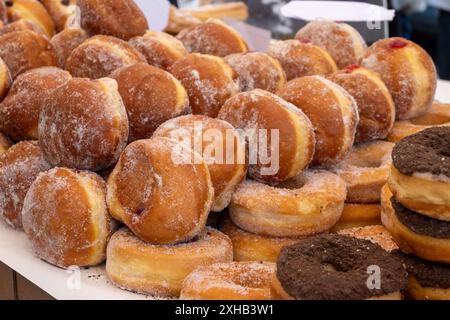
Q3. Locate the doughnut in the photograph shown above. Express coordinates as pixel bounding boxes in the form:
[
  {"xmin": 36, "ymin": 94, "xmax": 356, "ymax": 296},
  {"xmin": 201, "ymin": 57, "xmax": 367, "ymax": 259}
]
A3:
[
  {"xmin": 106, "ymin": 227, "xmax": 233, "ymax": 297},
  {"xmin": 0, "ymin": 132, "xmax": 11, "ymax": 155},
  {"xmin": 388, "ymin": 127, "xmax": 450, "ymax": 221},
  {"xmin": 267, "ymin": 40, "xmax": 337, "ymax": 81},
  {"xmin": 153, "ymin": 115, "xmax": 247, "ymax": 212},
  {"xmin": 219, "ymin": 217, "xmax": 299, "ymax": 262},
  {"xmin": 41, "ymin": 0, "xmax": 77, "ymax": 32},
  {"xmin": 381, "ymin": 185, "xmax": 450, "ymax": 263},
  {"xmin": 0, "ymin": 30, "xmax": 57, "ymax": 79},
  {"xmin": 331, "ymin": 203, "xmax": 381, "ymax": 233},
  {"xmin": 51, "ymin": 28, "xmax": 89, "ymax": 68},
  {"xmin": 0, "ymin": 67, "xmax": 71, "ymax": 141},
  {"xmin": 0, "ymin": 0, "xmax": 6, "ymax": 23},
  {"xmin": 38, "ymin": 77, "xmax": 129, "ymax": 171},
  {"xmin": 129, "ymin": 31, "xmax": 188, "ymax": 71},
  {"xmin": 334, "ymin": 140, "xmax": 394, "ymax": 203},
  {"xmin": 295, "ymin": 20, "xmax": 367, "ymax": 69},
  {"xmin": 272, "ymin": 234, "xmax": 407, "ymax": 300},
  {"xmin": 169, "ymin": 53, "xmax": 239, "ymax": 117},
  {"xmin": 388, "ymin": 102, "xmax": 450, "ymax": 142},
  {"xmin": 22, "ymin": 167, "xmax": 115, "ymax": 268},
  {"xmin": 6, "ymin": 0, "xmax": 55, "ymax": 38},
  {"xmin": 65, "ymin": 35, "xmax": 146, "ymax": 79},
  {"xmin": 177, "ymin": 19, "xmax": 248, "ymax": 57},
  {"xmin": 0, "ymin": 56, "xmax": 11, "ymax": 101},
  {"xmin": 218, "ymin": 90, "xmax": 315, "ymax": 183},
  {"xmin": 278, "ymin": 75, "xmax": 359, "ymax": 167},
  {"xmin": 338, "ymin": 225, "xmax": 398, "ymax": 252},
  {"xmin": 0, "ymin": 19, "xmax": 44, "ymax": 36},
  {"xmin": 229, "ymin": 170, "xmax": 347, "ymax": 237},
  {"xmin": 327, "ymin": 65, "xmax": 396, "ymax": 142},
  {"xmin": 361, "ymin": 37, "xmax": 437, "ymax": 120},
  {"xmin": 78, "ymin": 0, "xmax": 148, "ymax": 40},
  {"xmin": 110, "ymin": 63, "xmax": 190, "ymax": 142},
  {"xmin": 0, "ymin": 141, "xmax": 51, "ymax": 229},
  {"xmin": 224, "ymin": 52, "xmax": 287, "ymax": 93},
  {"xmin": 180, "ymin": 261, "xmax": 275, "ymax": 300},
  {"xmin": 107, "ymin": 137, "xmax": 214, "ymax": 244}
]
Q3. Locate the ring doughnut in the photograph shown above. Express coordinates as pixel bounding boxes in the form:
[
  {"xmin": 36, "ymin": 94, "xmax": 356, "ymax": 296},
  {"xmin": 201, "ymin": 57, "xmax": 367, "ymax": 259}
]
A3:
[
  {"xmin": 0, "ymin": 56, "xmax": 11, "ymax": 101},
  {"xmin": 338, "ymin": 225, "xmax": 398, "ymax": 252},
  {"xmin": 22, "ymin": 167, "xmax": 116, "ymax": 268},
  {"xmin": 6, "ymin": 0, "xmax": 55, "ymax": 38},
  {"xmin": 180, "ymin": 261, "xmax": 275, "ymax": 300},
  {"xmin": 0, "ymin": 19, "xmax": 44, "ymax": 36},
  {"xmin": 331, "ymin": 203, "xmax": 381, "ymax": 232},
  {"xmin": 107, "ymin": 137, "xmax": 214, "ymax": 244},
  {"xmin": 41, "ymin": 0, "xmax": 77, "ymax": 32},
  {"xmin": 51, "ymin": 27, "xmax": 89, "ymax": 68},
  {"xmin": 229, "ymin": 170, "xmax": 347, "ymax": 237},
  {"xmin": 361, "ymin": 37, "xmax": 437, "ymax": 120},
  {"xmin": 0, "ymin": 132, "xmax": 11, "ymax": 155},
  {"xmin": 106, "ymin": 227, "xmax": 233, "ymax": 297}
]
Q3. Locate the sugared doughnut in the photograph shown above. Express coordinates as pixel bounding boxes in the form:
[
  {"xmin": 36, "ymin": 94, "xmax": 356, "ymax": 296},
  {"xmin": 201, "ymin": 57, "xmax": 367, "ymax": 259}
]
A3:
[
  {"xmin": 388, "ymin": 127, "xmax": 450, "ymax": 221},
  {"xmin": 334, "ymin": 140, "xmax": 394, "ymax": 203},
  {"xmin": 0, "ymin": 67, "xmax": 71, "ymax": 141},
  {"xmin": 107, "ymin": 137, "xmax": 214, "ymax": 244},
  {"xmin": 78, "ymin": 0, "xmax": 148, "ymax": 40},
  {"xmin": 51, "ymin": 28, "xmax": 89, "ymax": 68},
  {"xmin": 7, "ymin": 0, "xmax": 55, "ymax": 38},
  {"xmin": 278, "ymin": 76, "xmax": 359, "ymax": 167},
  {"xmin": 338, "ymin": 225, "xmax": 398, "ymax": 252},
  {"xmin": 169, "ymin": 53, "xmax": 239, "ymax": 117},
  {"xmin": 0, "ymin": 19, "xmax": 44, "ymax": 36},
  {"xmin": 38, "ymin": 77, "xmax": 129, "ymax": 171},
  {"xmin": 0, "ymin": 132, "xmax": 11, "ymax": 155},
  {"xmin": 0, "ymin": 141, "xmax": 51, "ymax": 229},
  {"xmin": 381, "ymin": 185, "xmax": 450, "ymax": 263},
  {"xmin": 129, "ymin": 31, "xmax": 188, "ymax": 71},
  {"xmin": 41, "ymin": 0, "xmax": 77, "ymax": 32},
  {"xmin": 106, "ymin": 227, "xmax": 233, "ymax": 297},
  {"xmin": 0, "ymin": 30, "xmax": 57, "ymax": 78},
  {"xmin": 0, "ymin": 56, "xmax": 11, "ymax": 101},
  {"xmin": 230, "ymin": 171, "xmax": 347, "ymax": 237},
  {"xmin": 0, "ymin": 0, "xmax": 6, "ymax": 23},
  {"xmin": 22, "ymin": 167, "xmax": 115, "ymax": 268},
  {"xmin": 65, "ymin": 35, "xmax": 146, "ymax": 79},
  {"xmin": 295, "ymin": 20, "xmax": 367, "ymax": 69},
  {"xmin": 328, "ymin": 65, "xmax": 395, "ymax": 142},
  {"xmin": 110, "ymin": 63, "xmax": 190, "ymax": 142},
  {"xmin": 218, "ymin": 89, "xmax": 315, "ymax": 183},
  {"xmin": 267, "ymin": 40, "xmax": 337, "ymax": 81},
  {"xmin": 272, "ymin": 234, "xmax": 407, "ymax": 300},
  {"xmin": 331, "ymin": 203, "xmax": 381, "ymax": 232},
  {"xmin": 361, "ymin": 37, "xmax": 437, "ymax": 120},
  {"xmin": 180, "ymin": 261, "xmax": 275, "ymax": 300},
  {"xmin": 224, "ymin": 52, "xmax": 286, "ymax": 93},
  {"xmin": 388, "ymin": 102, "xmax": 450, "ymax": 142},
  {"xmin": 220, "ymin": 217, "xmax": 299, "ymax": 262},
  {"xmin": 153, "ymin": 115, "xmax": 247, "ymax": 212},
  {"xmin": 177, "ymin": 19, "xmax": 248, "ymax": 57}
]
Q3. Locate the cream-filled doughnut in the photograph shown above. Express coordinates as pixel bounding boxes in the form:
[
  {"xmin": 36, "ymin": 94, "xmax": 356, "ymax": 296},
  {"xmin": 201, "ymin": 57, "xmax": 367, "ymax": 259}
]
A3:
[
  {"xmin": 51, "ymin": 28, "xmax": 89, "ymax": 68},
  {"xmin": 331, "ymin": 203, "xmax": 381, "ymax": 232},
  {"xmin": 7, "ymin": 0, "xmax": 55, "ymax": 38}
]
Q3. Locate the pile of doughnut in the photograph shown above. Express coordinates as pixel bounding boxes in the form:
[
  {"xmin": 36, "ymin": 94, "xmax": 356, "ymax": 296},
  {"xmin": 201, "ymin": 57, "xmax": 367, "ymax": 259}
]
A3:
[{"xmin": 0, "ymin": 0, "xmax": 449, "ymax": 300}]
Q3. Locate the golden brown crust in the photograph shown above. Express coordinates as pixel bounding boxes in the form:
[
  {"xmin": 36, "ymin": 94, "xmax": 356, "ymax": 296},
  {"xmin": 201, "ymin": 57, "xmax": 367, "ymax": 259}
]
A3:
[
  {"xmin": 331, "ymin": 203, "xmax": 381, "ymax": 232},
  {"xmin": 0, "ymin": 56, "xmax": 11, "ymax": 101},
  {"xmin": 41, "ymin": 0, "xmax": 77, "ymax": 32},
  {"xmin": 7, "ymin": 0, "xmax": 55, "ymax": 38},
  {"xmin": 338, "ymin": 225, "xmax": 398, "ymax": 252},
  {"xmin": 0, "ymin": 19, "xmax": 44, "ymax": 36},
  {"xmin": 0, "ymin": 0, "xmax": 7, "ymax": 24},
  {"xmin": 406, "ymin": 276, "xmax": 450, "ymax": 300},
  {"xmin": 0, "ymin": 131, "xmax": 11, "ymax": 155},
  {"xmin": 51, "ymin": 28, "xmax": 89, "ymax": 68}
]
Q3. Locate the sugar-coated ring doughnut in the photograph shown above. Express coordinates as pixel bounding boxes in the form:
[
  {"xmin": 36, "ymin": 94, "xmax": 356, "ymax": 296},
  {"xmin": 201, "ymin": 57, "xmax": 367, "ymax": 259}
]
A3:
[
  {"xmin": 0, "ymin": 30, "xmax": 57, "ymax": 79},
  {"xmin": 328, "ymin": 65, "xmax": 395, "ymax": 142},
  {"xmin": 331, "ymin": 203, "xmax": 381, "ymax": 233},
  {"xmin": 334, "ymin": 140, "xmax": 394, "ymax": 203},
  {"xmin": 0, "ymin": 141, "xmax": 51, "ymax": 229},
  {"xmin": 361, "ymin": 37, "xmax": 437, "ymax": 120},
  {"xmin": 230, "ymin": 171, "xmax": 347, "ymax": 237},
  {"xmin": 153, "ymin": 115, "xmax": 247, "ymax": 212},
  {"xmin": 0, "ymin": 132, "xmax": 11, "ymax": 155},
  {"xmin": 41, "ymin": 0, "xmax": 77, "ymax": 32},
  {"xmin": 278, "ymin": 75, "xmax": 359, "ymax": 167},
  {"xmin": 220, "ymin": 217, "xmax": 300, "ymax": 262},
  {"xmin": 107, "ymin": 137, "xmax": 214, "ymax": 244},
  {"xmin": 22, "ymin": 167, "xmax": 116, "ymax": 268},
  {"xmin": 110, "ymin": 63, "xmax": 190, "ymax": 142},
  {"xmin": 129, "ymin": 31, "xmax": 188, "ymax": 71},
  {"xmin": 78, "ymin": 0, "xmax": 148, "ymax": 40},
  {"xmin": 0, "ymin": 67, "xmax": 71, "ymax": 141},
  {"xmin": 267, "ymin": 40, "xmax": 337, "ymax": 81},
  {"xmin": 65, "ymin": 35, "xmax": 146, "ymax": 79},
  {"xmin": 224, "ymin": 52, "xmax": 287, "ymax": 93},
  {"xmin": 338, "ymin": 225, "xmax": 398, "ymax": 252},
  {"xmin": 51, "ymin": 28, "xmax": 89, "ymax": 68},
  {"xmin": 180, "ymin": 261, "xmax": 275, "ymax": 300},
  {"xmin": 295, "ymin": 20, "xmax": 367, "ymax": 69},
  {"xmin": 177, "ymin": 19, "xmax": 248, "ymax": 57},
  {"xmin": 7, "ymin": 0, "xmax": 55, "ymax": 38},
  {"xmin": 106, "ymin": 227, "xmax": 233, "ymax": 297},
  {"xmin": 0, "ymin": 56, "xmax": 11, "ymax": 101},
  {"xmin": 0, "ymin": 18, "xmax": 44, "ymax": 36},
  {"xmin": 169, "ymin": 53, "xmax": 239, "ymax": 117},
  {"xmin": 38, "ymin": 77, "xmax": 129, "ymax": 171}
]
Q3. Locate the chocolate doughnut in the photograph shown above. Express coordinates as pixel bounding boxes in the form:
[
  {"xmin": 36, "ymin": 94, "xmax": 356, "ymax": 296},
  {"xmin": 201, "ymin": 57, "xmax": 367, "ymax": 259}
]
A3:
[
  {"xmin": 7, "ymin": 0, "xmax": 55, "ymax": 38},
  {"xmin": 51, "ymin": 28, "xmax": 89, "ymax": 68},
  {"xmin": 0, "ymin": 56, "xmax": 11, "ymax": 101}
]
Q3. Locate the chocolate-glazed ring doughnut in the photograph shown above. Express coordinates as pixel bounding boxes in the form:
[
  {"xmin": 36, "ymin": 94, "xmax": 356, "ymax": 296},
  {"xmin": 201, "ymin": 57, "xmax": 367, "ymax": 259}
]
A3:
[
  {"xmin": 51, "ymin": 27, "xmax": 89, "ymax": 68},
  {"xmin": 7, "ymin": 0, "xmax": 55, "ymax": 37}
]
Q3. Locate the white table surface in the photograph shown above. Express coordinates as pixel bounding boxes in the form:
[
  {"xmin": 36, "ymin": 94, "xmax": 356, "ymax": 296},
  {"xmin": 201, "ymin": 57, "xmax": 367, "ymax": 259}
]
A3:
[{"xmin": 1, "ymin": 80, "xmax": 449, "ymax": 300}]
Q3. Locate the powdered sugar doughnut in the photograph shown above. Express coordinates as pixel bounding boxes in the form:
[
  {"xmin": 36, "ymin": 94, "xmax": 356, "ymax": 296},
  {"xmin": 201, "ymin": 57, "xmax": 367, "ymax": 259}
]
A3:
[
  {"xmin": 110, "ymin": 63, "xmax": 190, "ymax": 142},
  {"xmin": 267, "ymin": 40, "xmax": 337, "ymax": 81},
  {"xmin": 224, "ymin": 52, "xmax": 286, "ymax": 93},
  {"xmin": 0, "ymin": 67, "xmax": 71, "ymax": 141},
  {"xmin": 0, "ymin": 19, "xmax": 44, "ymax": 36},
  {"xmin": 0, "ymin": 132, "xmax": 11, "ymax": 155},
  {"xmin": 0, "ymin": 56, "xmax": 11, "ymax": 101},
  {"xmin": 0, "ymin": 141, "xmax": 51, "ymax": 229},
  {"xmin": 361, "ymin": 37, "xmax": 437, "ymax": 120},
  {"xmin": 7, "ymin": 0, "xmax": 55, "ymax": 37},
  {"xmin": 51, "ymin": 28, "xmax": 89, "ymax": 68},
  {"xmin": 295, "ymin": 20, "xmax": 367, "ymax": 69},
  {"xmin": 169, "ymin": 53, "xmax": 239, "ymax": 117},
  {"xmin": 41, "ymin": 0, "xmax": 77, "ymax": 32},
  {"xmin": 38, "ymin": 77, "xmax": 129, "ymax": 171}
]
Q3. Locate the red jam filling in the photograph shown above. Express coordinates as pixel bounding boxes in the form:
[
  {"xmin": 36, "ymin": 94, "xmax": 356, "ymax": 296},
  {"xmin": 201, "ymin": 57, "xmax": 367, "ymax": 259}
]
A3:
[
  {"xmin": 343, "ymin": 64, "xmax": 360, "ymax": 73},
  {"xmin": 390, "ymin": 39, "xmax": 408, "ymax": 49}
]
